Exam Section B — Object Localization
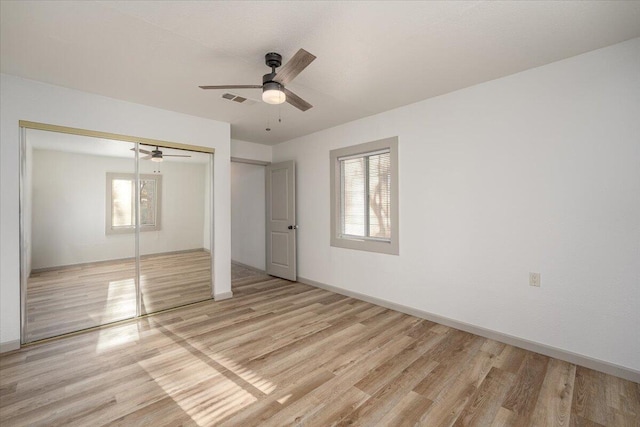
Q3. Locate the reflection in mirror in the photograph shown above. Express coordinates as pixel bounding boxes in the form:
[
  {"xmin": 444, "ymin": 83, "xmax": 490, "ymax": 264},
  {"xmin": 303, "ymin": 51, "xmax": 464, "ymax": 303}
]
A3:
[
  {"xmin": 21, "ymin": 128, "xmax": 214, "ymax": 343},
  {"xmin": 24, "ymin": 129, "xmax": 137, "ymax": 342},
  {"xmin": 138, "ymin": 146, "xmax": 213, "ymax": 314}
]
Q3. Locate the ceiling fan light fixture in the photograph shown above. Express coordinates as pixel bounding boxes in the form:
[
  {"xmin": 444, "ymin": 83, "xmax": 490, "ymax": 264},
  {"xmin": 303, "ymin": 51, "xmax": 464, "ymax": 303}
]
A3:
[
  {"xmin": 151, "ymin": 151, "xmax": 163, "ymax": 162},
  {"xmin": 262, "ymin": 82, "xmax": 286, "ymax": 105}
]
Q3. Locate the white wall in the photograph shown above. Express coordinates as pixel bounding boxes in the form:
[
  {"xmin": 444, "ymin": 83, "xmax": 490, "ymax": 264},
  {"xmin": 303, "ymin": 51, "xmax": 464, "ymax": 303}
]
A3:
[
  {"xmin": 0, "ymin": 74, "xmax": 232, "ymax": 347},
  {"xmin": 231, "ymin": 138, "xmax": 272, "ymax": 163},
  {"xmin": 231, "ymin": 161, "xmax": 266, "ymax": 270},
  {"xmin": 230, "ymin": 138, "xmax": 271, "ymax": 271},
  {"xmin": 272, "ymin": 38, "xmax": 640, "ymax": 372},
  {"xmin": 31, "ymin": 149, "xmax": 207, "ymax": 269}
]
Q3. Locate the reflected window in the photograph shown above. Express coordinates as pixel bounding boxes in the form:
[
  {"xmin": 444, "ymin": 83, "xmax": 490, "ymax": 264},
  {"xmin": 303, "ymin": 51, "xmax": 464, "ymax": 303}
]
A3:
[{"xmin": 106, "ymin": 173, "xmax": 162, "ymax": 234}]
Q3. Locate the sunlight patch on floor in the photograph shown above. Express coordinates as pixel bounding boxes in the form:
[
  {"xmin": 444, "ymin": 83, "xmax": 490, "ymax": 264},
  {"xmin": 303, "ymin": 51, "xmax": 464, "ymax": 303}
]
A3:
[
  {"xmin": 96, "ymin": 322, "xmax": 140, "ymax": 352},
  {"xmin": 277, "ymin": 393, "xmax": 292, "ymax": 404},
  {"xmin": 89, "ymin": 278, "xmax": 136, "ymax": 324},
  {"xmin": 176, "ymin": 382, "xmax": 258, "ymax": 425},
  {"xmin": 212, "ymin": 353, "xmax": 277, "ymax": 395},
  {"xmin": 137, "ymin": 344, "xmax": 273, "ymax": 425}
]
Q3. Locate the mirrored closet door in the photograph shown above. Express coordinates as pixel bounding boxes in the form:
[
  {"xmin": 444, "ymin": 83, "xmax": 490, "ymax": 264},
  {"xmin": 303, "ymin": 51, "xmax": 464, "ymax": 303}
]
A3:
[
  {"xmin": 21, "ymin": 124, "xmax": 214, "ymax": 343},
  {"xmin": 138, "ymin": 147, "xmax": 213, "ymax": 315}
]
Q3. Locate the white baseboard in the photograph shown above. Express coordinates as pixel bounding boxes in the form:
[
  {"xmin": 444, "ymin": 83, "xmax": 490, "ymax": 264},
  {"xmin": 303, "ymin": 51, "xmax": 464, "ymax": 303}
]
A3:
[
  {"xmin": 0, "ymin": 339, "xmax": 20, "ymax": 354},
  {"xmin": 298, "ymin": 276, "xmax": 640, "ymax": 383},
  {"xmin": 214, "ymin": 291, "xmax": 233, "ymax": 301}
]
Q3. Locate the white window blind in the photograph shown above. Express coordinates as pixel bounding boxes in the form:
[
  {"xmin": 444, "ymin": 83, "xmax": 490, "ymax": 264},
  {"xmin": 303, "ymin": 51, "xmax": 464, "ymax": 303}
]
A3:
[{"xmin": 339, "ymin": 149, "xmax": 391, "ymax": 241}]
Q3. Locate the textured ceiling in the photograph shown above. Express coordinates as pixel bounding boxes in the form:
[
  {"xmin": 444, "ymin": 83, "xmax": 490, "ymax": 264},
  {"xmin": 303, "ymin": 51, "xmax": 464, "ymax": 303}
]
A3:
[{"xmin": 2, "ymin": 1, "xmax": 639, "ymax": 145}]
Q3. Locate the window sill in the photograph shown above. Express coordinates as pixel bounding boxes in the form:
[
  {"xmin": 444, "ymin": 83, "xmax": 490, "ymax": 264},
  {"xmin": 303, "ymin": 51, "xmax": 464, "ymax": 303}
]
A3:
[{"xmin": 330, "ymin": 236, "xmax": 399, "ymax": 255}]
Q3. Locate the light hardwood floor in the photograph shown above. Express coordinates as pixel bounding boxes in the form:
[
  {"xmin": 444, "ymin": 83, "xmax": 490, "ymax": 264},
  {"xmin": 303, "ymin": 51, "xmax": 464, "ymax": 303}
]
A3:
[
  {"xmin": 25, "ymin": 250, "xmax": 212, "ymax": 342},
  {"xmin": 2, "ymin": 273, "xmax": 638, "ymax": 426}
]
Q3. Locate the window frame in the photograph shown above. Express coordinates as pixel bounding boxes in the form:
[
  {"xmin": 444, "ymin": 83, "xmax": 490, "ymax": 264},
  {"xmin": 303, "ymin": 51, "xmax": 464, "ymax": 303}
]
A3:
[
  {"xmin": 105, "ymin": 172, "xmax": 162, "ymax": 235},
  {"xmin": 330, "ymin": 137, "xmax": 399, "ymax": 255}
]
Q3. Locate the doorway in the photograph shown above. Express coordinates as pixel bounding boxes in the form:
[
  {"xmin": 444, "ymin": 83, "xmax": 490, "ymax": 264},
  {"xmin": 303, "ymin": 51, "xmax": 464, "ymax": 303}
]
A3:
[
  {"xmin": 230, "ymin": 158, "xmax": 297, "ymax": 284},
  {"xmin": 230, "ymin": 158, "xmax": 268, "ymax": 284},
  {"xmin": 20, "ymin": 122, "xmax": 215, "ymax": 343}
]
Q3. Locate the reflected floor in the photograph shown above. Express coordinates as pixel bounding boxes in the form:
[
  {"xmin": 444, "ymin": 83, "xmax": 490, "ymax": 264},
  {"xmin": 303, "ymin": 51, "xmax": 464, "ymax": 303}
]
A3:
[{"xmin": 26, "ymin": 250, "xmax": 211, "ymax": 342}]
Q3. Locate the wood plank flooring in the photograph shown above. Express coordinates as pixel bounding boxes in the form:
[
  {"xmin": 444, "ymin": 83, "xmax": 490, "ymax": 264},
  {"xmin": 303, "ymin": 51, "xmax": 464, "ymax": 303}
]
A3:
[
  {"xmin": 2, "ymin": 272, "xmax": 638, "ymax": 426},
  {"xmin": 26, "ymin": 250, "xmax": 212, "ymax": 342}
]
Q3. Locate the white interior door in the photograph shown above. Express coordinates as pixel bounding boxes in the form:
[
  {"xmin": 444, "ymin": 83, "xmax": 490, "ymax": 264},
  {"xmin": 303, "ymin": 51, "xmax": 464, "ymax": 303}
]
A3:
[{"xmin": 266, "ymin": 160, "xmax": 297, "ymax": 281}]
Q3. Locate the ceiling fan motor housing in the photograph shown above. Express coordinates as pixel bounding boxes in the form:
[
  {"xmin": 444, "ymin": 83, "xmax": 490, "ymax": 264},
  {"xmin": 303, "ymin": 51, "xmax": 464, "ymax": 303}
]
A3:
[
  {"xmin": 263, "ymin": 73, "xmax": 278, "ymax": 84},
  {"xmin": 263, "ymin": 52, "xmax": 282, "ymax": 84},
  {"xmin": 265, "ymin": 52, "xmax": 282, "ymax": 68}
]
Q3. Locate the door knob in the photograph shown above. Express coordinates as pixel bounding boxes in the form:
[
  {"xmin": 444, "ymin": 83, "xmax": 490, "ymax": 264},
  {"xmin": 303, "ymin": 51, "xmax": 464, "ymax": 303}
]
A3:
[{"xmin": 288, "ymin": 225, "xmax": 299, "ymax": 230}]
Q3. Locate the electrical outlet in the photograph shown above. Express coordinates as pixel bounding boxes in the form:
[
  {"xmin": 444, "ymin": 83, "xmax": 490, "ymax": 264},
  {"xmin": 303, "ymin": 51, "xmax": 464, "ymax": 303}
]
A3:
[{"xmin": 529, "ymin": 272, "xmax": 541, "ymax": 287}]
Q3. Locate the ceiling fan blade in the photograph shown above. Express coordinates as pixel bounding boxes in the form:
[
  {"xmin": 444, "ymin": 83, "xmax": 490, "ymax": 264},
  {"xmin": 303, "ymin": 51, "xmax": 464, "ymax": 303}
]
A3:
[
  {"xmin": 141, "ymin": 155, "xmax": 152, "ymax": 160},
  {"xmin": 199, "ymin": 85, "xmax": 262, "ymax": 90},
  {"xmin": 130, "ymin": 148, "xmax": 152, "ymax": 155},
  {"xmin": 283, "ymin": 88, "xmax": 313, "ymax": 112},
  {"xmin": 164, "ymin": 154, "xmax": 191, "ymax": 157},
  {"xmin": 273, "ymin": 49, "xmax": 316, "ymax": 85}
]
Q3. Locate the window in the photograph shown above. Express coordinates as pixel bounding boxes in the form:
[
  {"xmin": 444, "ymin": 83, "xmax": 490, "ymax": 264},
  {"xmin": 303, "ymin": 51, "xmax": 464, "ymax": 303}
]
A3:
[
  {"xmin": 106, "ymin": 173, "xmax": 162, "ymax": 234},
  {"xmin": 330, "ymin": 137, "xmax": 398, "ymax": 254}
]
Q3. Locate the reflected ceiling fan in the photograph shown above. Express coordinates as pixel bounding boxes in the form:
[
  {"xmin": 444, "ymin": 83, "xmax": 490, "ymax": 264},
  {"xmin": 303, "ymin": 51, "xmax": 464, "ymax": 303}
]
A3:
[
  {"xmin": 199, "ymin": 49, "xmax": 316, "ymax": 111},
  {"xmin": 132, "ymin": 146, "xmax": 191, "ymax": 163}
]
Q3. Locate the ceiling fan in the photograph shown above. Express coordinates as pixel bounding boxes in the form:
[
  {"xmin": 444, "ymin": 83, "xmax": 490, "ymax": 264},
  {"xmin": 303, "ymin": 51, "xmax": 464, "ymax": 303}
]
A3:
[
  {"xmin": 199, "ymin": 49, "xmax": 316, "ymax": 112},
  {"xmin": 132, "ymin": 146, "xmax": 191, "ymax": 163}
]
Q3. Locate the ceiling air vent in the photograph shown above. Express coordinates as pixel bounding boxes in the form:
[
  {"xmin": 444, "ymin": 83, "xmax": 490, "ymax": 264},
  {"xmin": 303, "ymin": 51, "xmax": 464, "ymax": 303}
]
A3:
[{"xmin": 221, "ymin": 93, "xmax": 256, "ymax": 105}]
